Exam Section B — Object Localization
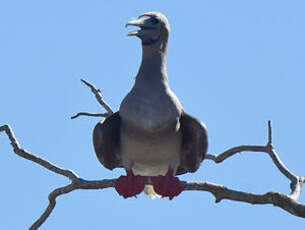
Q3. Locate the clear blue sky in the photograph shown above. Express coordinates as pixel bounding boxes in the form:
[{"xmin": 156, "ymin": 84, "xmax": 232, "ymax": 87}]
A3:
[{"xmin": 1, "ymin": 0, "xmax": 305, "ymax": 229}]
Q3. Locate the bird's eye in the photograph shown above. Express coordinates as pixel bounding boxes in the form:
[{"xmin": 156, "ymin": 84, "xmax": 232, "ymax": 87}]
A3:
[{"xmin": 151, "ymin": 17, "xmax": 160, "ymax": 24}]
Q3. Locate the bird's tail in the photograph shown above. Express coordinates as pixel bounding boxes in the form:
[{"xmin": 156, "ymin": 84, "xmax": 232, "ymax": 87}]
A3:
[{"xmin": 144, "ymin": 185, "xmax": 161, "ymax": 199}]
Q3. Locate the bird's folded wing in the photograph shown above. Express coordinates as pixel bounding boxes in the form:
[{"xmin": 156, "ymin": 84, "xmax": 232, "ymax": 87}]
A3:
[
  {"xmin": 93, "ymin": 112, "xmax": 122, "ymax": 170},
  {"xmin": 176, "ymin": 112, "xmax": 208, "ymax": 175}
]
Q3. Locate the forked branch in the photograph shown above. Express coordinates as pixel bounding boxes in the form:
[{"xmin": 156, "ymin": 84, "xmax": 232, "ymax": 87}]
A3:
[
  {"xmin": 70, "ymin": 79, "xmax": 113, "ymax": 119},
  {"xmin": 1, "ymin": 79, "xmax": 305, "ymax": 229}
]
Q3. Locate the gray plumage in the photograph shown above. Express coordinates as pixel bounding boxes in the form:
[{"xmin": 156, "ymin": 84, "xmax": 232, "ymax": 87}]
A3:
[{"xmin": 93, "ymin": 12, "xmax": 207, "ymax": 181}]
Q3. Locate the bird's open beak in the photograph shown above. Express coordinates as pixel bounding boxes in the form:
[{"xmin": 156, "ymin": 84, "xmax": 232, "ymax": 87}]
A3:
[{"xmin": 125, "ymin": 16, "xmax": 156, "ymax": 37}]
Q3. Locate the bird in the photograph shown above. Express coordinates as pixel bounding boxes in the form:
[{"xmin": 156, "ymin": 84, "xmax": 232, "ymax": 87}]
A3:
[{"xmin": 93, "ymin": 12, "xmax": 208, "ymax": 200}]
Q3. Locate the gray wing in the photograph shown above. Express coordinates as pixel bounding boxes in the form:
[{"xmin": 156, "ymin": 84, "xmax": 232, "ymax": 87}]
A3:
[
  {"xmin": 176, "ymin": 112, "xmax": 208, "ymax": 175},
  {"xmin": 92, "ymin": 112, "xmax": 122, "ymax": 170}
]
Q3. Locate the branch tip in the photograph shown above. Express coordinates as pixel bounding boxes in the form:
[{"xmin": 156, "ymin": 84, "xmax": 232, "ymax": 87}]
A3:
[
  {"xmin": 79, "ymin": 78, "xmax": 114, "ymax": 114},
  {"xmin": 268, "ymin": 120, "xmax": 273, "ymax": 145}
]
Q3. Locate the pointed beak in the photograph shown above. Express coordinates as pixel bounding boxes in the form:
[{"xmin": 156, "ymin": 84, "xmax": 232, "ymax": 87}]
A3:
[
  {"xmin": 125, "ymin": 17, "xmax": 148, "ymax": 36},
  {"xmin": 126, "ymin": 16, "xmax": 159, "ymax": 37},
  {"xmin": 125, "ymin": 17, "xmax": 147, "ymax": 28}
]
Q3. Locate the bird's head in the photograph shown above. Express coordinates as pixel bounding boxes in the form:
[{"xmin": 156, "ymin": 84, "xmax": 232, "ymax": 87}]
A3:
[{"xmin": 126, "ymin": 12, "xmax": 170, "ymax": 46}]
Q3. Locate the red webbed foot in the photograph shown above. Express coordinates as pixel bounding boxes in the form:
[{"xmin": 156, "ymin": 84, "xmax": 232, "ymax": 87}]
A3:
[
  {"xmin": 151, "ymin": 168, "xmax": 183, "ymax": 200},
  {"xmin": 115, "ymin": 170, "xmax": 146, "ymax": 198}
]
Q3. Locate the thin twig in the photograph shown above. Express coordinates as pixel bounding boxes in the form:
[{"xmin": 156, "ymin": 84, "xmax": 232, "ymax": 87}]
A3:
[
  {"xmin": 80, "ymin": 79, "xmax": 114, "ymax": 114},
  {"xmin": 205, "ymin": 145, "xmax": 268, "ymax": 163},
  {"xmin": 205, "ymin": 121, "xmax": 299, "ymax": 195},
  {"xmin": 70, "ymin": 112, "xmax": 111, "ymax": 119},
  {"xmin": 205, "ymin": 145, "xmax": 298, "ymax": 184},
  {"xmin": 268, "ymin": 120, "xmax": 273, "ymax": 145}
]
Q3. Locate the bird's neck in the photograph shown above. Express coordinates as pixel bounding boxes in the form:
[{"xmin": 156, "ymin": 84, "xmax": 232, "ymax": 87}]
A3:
[{"xmin": 136, "ymin": 39, "xmax": 168, "ymax": 82}]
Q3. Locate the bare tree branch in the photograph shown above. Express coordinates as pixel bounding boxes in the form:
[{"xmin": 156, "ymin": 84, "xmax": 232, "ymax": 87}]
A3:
[
  {"xmin": 204, "ymin": 121, "xmax": 301, "ymax": 198},
  {"xmin": 1, "ymin": 120, "xmax": 305, "ymax": 229},
  {"xmin": 71, "ymin": 112, "xmax": 110, "ymax": 119},
  {"xmin": 29, "ymin": 184, "xmax": 75, "ymax": 230},
  {"xmin": 205, "ymin": 146, "xmax": 299, "ymax": 187},
  {"xmin": 1, "ymin": 80, "xmax": 305, "ymax": 229},
  {"xmin": 80, "ymin": 78, "xmax": 113, "ymax": 115},
  {"xmin": 0, "ymin": 125, "xmax": 78, "ymax": 181},
  {"xmin": 71, "ymin": 79, "xmax": 113, "ymax": 119},
  {"xmin": 183, "ymin": 181, "xmax": 305, "ymax": 218}
]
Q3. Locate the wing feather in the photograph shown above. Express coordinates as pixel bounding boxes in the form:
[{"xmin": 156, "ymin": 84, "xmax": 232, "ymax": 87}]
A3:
[
  {"xmin": 93, "ymin": 112, "xmax": 122, "ymax": 170},
  {"xmin": 176, "ymin": 112, "xmax": 208, "ymax": 175}
]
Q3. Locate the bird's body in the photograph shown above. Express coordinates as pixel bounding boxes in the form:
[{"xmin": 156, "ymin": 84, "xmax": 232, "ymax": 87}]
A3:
[
  {"xmin": 119, "ymin": 59, "xmax": 183, "ymax": 177},
  {"xmin": 93, "ymin": 12, "xmax": 208, "ymax": 199}
]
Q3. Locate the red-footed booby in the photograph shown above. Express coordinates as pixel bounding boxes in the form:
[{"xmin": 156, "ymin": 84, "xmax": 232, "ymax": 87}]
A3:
[{"xmin": 93, "ymin": 12, "xmax": 208, "ymax": 199}]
